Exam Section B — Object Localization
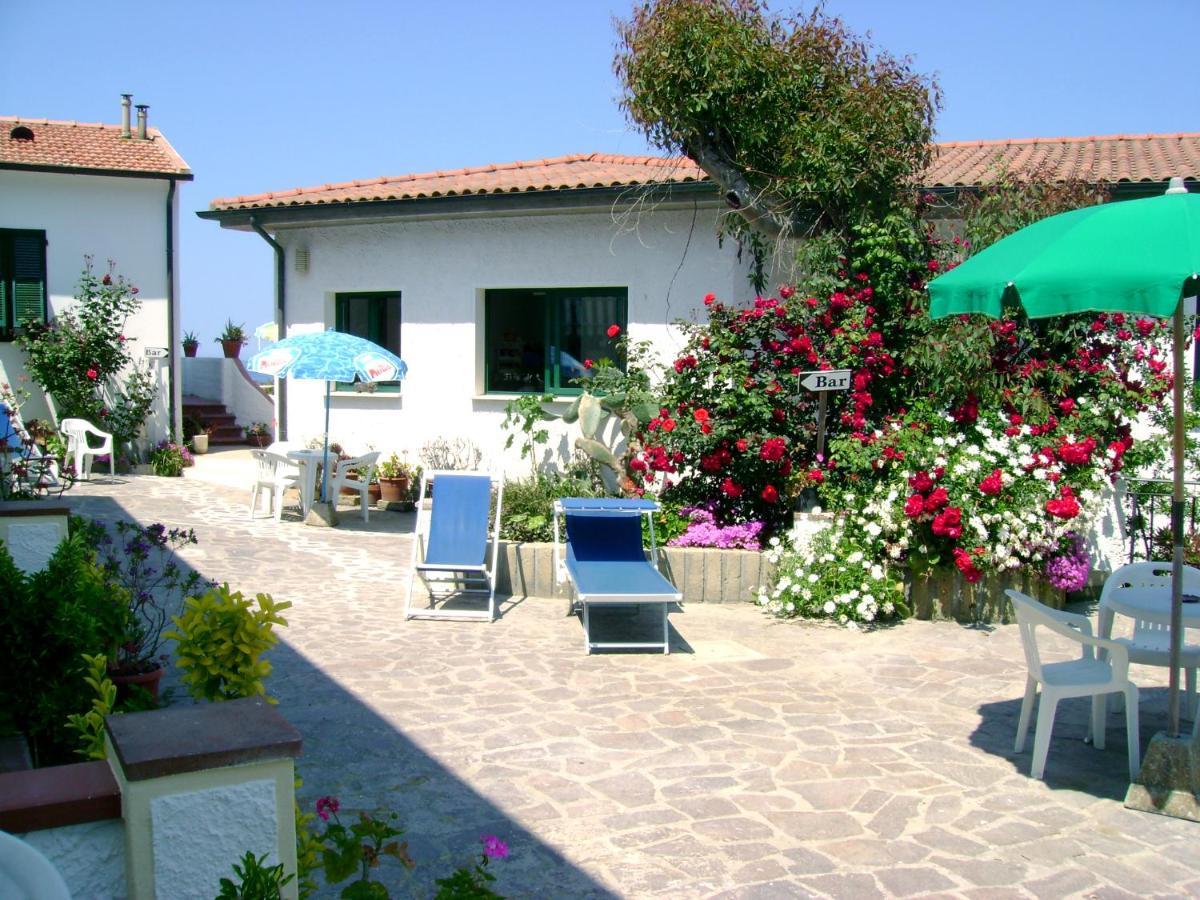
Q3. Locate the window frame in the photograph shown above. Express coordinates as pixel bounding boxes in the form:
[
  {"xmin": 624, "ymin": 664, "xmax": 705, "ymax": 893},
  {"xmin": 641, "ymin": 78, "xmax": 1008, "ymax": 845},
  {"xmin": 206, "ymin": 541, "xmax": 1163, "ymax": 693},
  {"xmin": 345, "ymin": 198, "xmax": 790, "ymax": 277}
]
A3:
[
  {"xmin": 483, "ymin": 287, "xmax": 628, "ymax": 396},
  {"xmin": 332, "ymin": 290, "xmax": 402, "ymax": 394},
  {"xmin": 0, "ymin": 229, "xmax": 49, "ymax": 341}
]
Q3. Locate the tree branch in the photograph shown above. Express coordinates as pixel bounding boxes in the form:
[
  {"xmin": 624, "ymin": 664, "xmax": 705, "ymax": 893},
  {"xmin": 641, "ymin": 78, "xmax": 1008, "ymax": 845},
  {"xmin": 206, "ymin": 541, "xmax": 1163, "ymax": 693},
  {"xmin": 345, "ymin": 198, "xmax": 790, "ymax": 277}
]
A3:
[{"xmin": 683, "ymin": 138, "xmax": 792, "ymax": 241}]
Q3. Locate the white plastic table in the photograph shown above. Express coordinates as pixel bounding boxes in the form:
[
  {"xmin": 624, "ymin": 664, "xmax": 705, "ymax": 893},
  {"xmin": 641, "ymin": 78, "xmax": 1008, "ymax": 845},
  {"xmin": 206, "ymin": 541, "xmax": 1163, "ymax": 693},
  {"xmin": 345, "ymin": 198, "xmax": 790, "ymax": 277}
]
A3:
[
  {"xmin": 286, "ymin": 449, "xmax": 327, "ymax": 516},
  {"xmin": 1098, "ymin": 585, "xmax": 1200, "ymax": 641}
]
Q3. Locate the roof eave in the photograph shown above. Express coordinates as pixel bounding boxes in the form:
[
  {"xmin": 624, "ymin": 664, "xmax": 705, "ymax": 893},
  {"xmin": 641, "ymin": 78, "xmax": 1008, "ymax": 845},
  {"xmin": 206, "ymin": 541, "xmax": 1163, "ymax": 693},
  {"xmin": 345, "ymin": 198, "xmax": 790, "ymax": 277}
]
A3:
[
  {"xmin": 197, "ymin": 181, "xmax": 721, "ymax": 230},
  {"xmin": 0, "ymin": 161, "xmax": 194, "ymax": 181}
]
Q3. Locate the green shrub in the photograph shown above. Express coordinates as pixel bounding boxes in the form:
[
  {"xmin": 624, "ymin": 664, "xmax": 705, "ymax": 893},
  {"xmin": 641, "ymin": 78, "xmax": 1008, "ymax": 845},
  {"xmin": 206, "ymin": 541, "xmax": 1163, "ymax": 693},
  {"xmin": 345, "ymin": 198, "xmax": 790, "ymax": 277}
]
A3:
[
  {"xmin": 166, "ymin": 585, "xmax": 291, "ymax": 703},
  {"xmin": 499, "ymin": 472, "xmax": 604, "ymax": 543},
  {"xmin": 217, "ymin": 851, "xmax": 294, "ymax": 899},
  {"xmin": 0, "ymin": 535, "xmax": 128, "ymax": 766},
  {"xmin": 65, "ymin": 653, "xmax": 117, "ymax": 761}
]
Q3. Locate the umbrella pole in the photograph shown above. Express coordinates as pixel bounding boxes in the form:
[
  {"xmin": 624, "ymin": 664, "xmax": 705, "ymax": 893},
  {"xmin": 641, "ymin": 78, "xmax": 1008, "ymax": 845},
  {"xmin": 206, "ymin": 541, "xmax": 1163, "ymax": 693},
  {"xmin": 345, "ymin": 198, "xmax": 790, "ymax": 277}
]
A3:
[
  {"xmin": 1169, "ymin": 305, "xmax": 1185, "ymax": 738},
  {"xmin": 321, "ymin": 380, "xmax": 331, "ymax": 504}
]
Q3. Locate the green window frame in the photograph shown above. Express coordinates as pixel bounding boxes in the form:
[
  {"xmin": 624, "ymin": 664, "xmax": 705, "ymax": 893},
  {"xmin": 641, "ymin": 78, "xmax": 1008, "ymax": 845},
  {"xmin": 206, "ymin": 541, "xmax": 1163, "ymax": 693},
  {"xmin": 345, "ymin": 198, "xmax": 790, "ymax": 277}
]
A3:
[
  {"xmin": 484, "ymin": 287, "xmax": 628, "ymax": 395},
  {"xmin": 334, "ymin": 291, "xmax": 402, "ymax": 393},
  {"xmin": 0, "ymin": 229, "xmax": 48, "ymax": 339}
]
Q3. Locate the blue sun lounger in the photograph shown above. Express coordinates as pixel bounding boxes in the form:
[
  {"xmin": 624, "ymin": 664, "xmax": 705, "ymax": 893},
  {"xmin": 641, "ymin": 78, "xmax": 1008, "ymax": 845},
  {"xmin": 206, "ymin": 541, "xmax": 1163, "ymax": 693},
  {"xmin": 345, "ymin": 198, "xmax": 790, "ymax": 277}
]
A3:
[
  {"xmin": 553, "ymin": 498, "xmax": 682, "ymax": 654},
  {"xmin": 405, "ymin": 470, "xmax": 503, "ymax": 621}
]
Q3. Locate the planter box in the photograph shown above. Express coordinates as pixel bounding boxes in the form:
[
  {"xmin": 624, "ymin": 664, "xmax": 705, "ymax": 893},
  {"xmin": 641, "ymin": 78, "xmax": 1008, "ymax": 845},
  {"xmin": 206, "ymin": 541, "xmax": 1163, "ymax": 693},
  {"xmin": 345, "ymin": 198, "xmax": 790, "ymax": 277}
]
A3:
[
  {"xmin": 493, "ymin": 541, "xmax": 773, "ymax": 604},
  {"xmin": 907, "ymin": 568, "xmax": 1065, "ymax": 624}
]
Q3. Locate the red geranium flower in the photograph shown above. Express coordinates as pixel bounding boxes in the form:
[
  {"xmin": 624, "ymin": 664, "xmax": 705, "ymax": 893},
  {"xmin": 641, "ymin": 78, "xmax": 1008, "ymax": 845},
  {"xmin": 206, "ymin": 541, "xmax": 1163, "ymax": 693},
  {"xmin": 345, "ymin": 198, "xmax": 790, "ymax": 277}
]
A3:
[
  {"xmin": 693, "ymin": 408, "xmax": 709, "ymax": 423},
  {"xmin": 703, "ymin": 292, "xmax": 716, "ymax": 305},
  {"xmin": 904, "ymin": 493, "xmax": 925, "ymax": 518},
  {"xmin": 979, "ymin": 469, "xmax": 1003, "ymax": 496},
  {"xmin": 909, "ymin": 470, "xmax": 934, "ymax": 493},
  {"xmin": 721, "ymin": 478, "xmax": 742, "ymax": 498},
  {"xmin": 923, "ymin": 487, "xmax": 949, "ymax": 513},
  {"xmin": 583, "ymin": 358, "xmax": 593, "ymax": 369},
  {"xmin": 606, "ymin": 324, "xmax": 621, "ymax": 338},
  {"xmin": 1046, "ymin": 487, "xmax": 1081, "ymax": 520},
  {"xmin": 86, "ymin": 368, "xmax": 98, "ymax": 381},
  {"xmin": 761, "ymin": 484, "xmax": 779, "ymax": 504},
  {"xmin": 931, "ymin": 506, "xmax": 963, "ymax": 538}
]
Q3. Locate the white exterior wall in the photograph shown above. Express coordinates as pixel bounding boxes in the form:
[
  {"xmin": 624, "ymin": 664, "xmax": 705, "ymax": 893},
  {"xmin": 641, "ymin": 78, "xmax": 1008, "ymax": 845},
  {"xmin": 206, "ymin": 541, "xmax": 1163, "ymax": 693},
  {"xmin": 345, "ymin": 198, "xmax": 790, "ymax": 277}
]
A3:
[
  {"xmin": 0, "ymin": 169, "xmax": 179, "ymax": 447},
  {"xmin": 274, "ymin": 206, "xmax": 754, "ymax": 472},
  {"xmin": 11, "ymin": 820, "xmax": 126, "ymax": 898}
]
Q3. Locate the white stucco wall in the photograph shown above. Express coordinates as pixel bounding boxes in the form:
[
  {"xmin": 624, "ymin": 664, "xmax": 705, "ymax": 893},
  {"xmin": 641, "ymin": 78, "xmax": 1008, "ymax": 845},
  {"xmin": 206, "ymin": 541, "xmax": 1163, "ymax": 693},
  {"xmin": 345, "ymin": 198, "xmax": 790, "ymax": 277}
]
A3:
[
  {"xmin": 0, "ymin": 169, "xmax": 180, "ymax": 447},
  {"xmin": 272, "ymin": 204, "xmax": 755, "ymax": 472},
  {"xmin": 13, "ymin": 819, "xmax": 126, "ymax": 898},
  {"xmin": 182, "ymin": 357, "xmax": 274, "ymax": 429}
]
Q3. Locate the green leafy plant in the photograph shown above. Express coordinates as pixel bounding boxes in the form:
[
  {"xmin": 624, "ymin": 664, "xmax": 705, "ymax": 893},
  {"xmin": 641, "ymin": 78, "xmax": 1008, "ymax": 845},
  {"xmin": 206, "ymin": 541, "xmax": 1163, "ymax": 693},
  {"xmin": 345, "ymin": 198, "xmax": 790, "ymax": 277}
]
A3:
[
  {"xmin": 376, "ymin": 452, "xmax": 417, "ymax": 481},
  {"xmin": 166, "ymin": 585, "xmax": 291, "ymax": 703},
  {"xmin": 434, "ymin": 835, "xmax": 509, "ymax": 899},
  {"xmin": 148, "ymin": 440, "xmax": 193, "ymax": 477},
  {"xmin": 217, "ymin": 319, "xmax": 247, "ymax": 344},
  {"xmin": 246, "ymin": 422, "xmax": 270, "ymax": 437},
  {"xmin": 310, "ymin": 796, "xmax": 414, "ymax": 898},
  {"xmin": 17, "ymin": 257, "xmax": 157, "ymax": 454},
  {"xmin": 500, "ymin": 472, "xmax": 603, "ymax": 543},
  {"xmin": 217, "ymin": 851, "xmax": 295, "ymax": 899},
  {"xmin": 65, "ymin": 653, "xmax": 117, "ymax": 761},
  {"xmin": 181, "ymin": 330, "xmax": 199, "ymax": 347},
  {"xmin": 0, "ymin": 533, "xmax": 128, "ymax": 766},
  {"xmin": 502, "ymin": 393, "xmax": 554, "ymax": 480}
]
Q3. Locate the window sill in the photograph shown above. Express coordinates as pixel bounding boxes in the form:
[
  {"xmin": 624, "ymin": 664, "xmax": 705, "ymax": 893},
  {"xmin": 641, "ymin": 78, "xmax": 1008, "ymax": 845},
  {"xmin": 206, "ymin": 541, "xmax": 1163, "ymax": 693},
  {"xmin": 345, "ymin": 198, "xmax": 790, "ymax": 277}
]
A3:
[{"xmin": 472, "ymin": 394, "xmax": 578, "ymax": 406}]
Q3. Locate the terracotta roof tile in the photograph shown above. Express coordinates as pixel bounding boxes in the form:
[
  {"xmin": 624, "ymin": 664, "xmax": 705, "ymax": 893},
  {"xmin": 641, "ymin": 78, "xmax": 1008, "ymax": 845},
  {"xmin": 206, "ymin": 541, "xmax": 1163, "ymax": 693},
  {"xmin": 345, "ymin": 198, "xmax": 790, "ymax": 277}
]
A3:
[
  {"xmin": 927, "ymin": 132, "xmax": 1200, "ymax": 187},
  {"xmin": 207, "ymin": 133, "xmax": 1200, "ymax": 212},
  {"xmin": 0, "ymin": 117, "xmax": 191, "ymax": 178}
]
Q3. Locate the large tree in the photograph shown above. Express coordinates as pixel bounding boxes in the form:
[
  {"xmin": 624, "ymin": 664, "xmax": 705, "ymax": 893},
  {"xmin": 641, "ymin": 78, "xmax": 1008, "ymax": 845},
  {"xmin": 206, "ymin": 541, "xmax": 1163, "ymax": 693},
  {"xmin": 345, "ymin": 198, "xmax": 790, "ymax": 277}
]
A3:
[{"xmin": 614, "ymin": 0, "xmax": 939, "ymax": 241}]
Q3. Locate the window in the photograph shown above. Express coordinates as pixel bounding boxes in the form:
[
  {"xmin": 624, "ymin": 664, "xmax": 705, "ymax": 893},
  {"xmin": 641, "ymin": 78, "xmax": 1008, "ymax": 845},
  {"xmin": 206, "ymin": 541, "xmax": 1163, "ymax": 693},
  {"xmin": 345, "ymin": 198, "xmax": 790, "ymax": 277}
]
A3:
[
  {"xmin": 485, "ymin": 287, "xmax": 627, "ymax": 394},
  {"xmin": 0, "ymin": 229, "xmax": 47, "ymax": 338},
  {"xmin": 334, "ymin": 291, "xmax": 401, "ymax": 393}
]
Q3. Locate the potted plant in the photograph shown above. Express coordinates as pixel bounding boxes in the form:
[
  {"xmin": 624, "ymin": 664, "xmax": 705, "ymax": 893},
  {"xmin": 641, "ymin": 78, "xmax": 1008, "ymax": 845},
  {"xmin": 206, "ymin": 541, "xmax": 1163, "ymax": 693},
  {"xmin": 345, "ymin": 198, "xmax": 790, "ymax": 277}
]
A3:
[
  {"xmin": 377, "ymin": 453, "xmax": 417, "ymax": 503},
  {"xmin": 216, "ymin": 319, "xmax": 247, "ymax": 359},
  {"xmin": 94, "ymin": 521, "xmax": 207, "ymax": 701},
  {"xmin": 245, "ymin": 422, "xmax": 271, "ymax": 448},
  {"xmin": 182, "ymin": 330, "xmax": 200, "ymax": 358}
]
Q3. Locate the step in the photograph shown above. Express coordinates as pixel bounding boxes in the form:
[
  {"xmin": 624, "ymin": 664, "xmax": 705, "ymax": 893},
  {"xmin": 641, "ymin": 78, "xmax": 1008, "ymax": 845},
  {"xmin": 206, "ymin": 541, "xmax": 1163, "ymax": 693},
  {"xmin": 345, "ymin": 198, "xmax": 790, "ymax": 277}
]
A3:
[{"xmin": 209, "ymin": 425, "xmax": 246, "ymax": 441}]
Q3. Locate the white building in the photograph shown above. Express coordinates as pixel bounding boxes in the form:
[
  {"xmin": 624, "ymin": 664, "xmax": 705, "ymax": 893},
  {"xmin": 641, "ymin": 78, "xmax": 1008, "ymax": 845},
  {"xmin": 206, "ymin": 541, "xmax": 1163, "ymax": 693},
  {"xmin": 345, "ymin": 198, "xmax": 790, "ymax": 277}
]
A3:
[
  {"xmin": 200, "ymin": 136, "xmax": 1199, "ymax": 469},
  {"xmin": 0, "ymin": 96, "xmax": 192, "ymax": 447}
]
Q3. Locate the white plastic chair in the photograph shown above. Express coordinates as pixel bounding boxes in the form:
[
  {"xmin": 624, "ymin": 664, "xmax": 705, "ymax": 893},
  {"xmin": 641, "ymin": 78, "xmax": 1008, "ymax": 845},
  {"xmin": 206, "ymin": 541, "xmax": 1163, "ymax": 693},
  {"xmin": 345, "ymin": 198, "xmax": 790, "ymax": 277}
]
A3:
[
  {"xmin": 248, "ymin": 449, "xmax": 300, "ymax": 521},
  {"xmin": 60, "ymin": 418, "xmax": 114, "ymax": 482},
  {"xmin": 0, "ymin": 830, "xmax": 71, "ymax": 898},
  {"xmin": 1007, "ymin": 590, "xmax": 1140, "ymax": 781},
  {"xmin": 328, "ymin": 451, "xmax": 380, "ymax": 522},
  {"xmin": 1100, "ymin": 561, "xmax": 1200, "ymax": 717}
]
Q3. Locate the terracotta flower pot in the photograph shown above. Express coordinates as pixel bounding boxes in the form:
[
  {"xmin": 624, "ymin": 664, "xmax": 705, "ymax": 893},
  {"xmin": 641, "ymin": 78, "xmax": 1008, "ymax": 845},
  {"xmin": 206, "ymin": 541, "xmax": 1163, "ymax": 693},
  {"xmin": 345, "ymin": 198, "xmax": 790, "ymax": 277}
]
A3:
[
  {"xmin": 183, "ymin": 342, "xmax": 199, "ymax": 358},
  {"xmin": 220, "ymin": 339, "xmax": 244, "ymax": 359},
  {"xmin": 378, "ymin": 476, "xmax": 409, "ymax": 503},
  {"xmin": 109, "ymin": 664, "xmax": 165, "ymax": 704},
  {"xmin": 247, "ymin": 433, "xmax": 270, "ymax": 448},
  {"xmin": 368, "ymin": 482, "xmax": 382, "ymax": 505}
]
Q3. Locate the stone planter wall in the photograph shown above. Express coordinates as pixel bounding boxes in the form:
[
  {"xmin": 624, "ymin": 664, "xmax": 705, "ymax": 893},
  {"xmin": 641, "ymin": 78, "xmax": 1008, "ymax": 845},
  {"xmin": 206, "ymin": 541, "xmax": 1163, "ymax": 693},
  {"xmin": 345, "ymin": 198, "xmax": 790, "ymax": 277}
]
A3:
[
  {"xmin": 494, "ymin": 541, "xmax": 774, "ymax": 604},
  {"xmin": 907, "ymin": 568, "xmax": 1066, "ymax": 624}
]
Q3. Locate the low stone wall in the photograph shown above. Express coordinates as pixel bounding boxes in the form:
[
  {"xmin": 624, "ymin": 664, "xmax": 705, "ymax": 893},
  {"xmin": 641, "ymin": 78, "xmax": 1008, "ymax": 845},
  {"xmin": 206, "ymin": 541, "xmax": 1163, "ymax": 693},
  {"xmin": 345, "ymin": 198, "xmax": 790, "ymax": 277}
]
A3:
[
  {"xmin": 494, "ymin": 541, "xmax": 773, "ymax": 604},
  {"xmin": 908, "ymin": 569, "xmax": 1067, "ymax": 624}
]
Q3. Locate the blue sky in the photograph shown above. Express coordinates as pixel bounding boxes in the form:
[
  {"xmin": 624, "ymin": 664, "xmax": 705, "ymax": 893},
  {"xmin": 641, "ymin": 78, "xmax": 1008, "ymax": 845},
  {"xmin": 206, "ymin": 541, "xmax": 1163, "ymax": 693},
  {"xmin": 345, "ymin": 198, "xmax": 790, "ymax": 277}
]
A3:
[{"xmin": 2, "ymin": 0, "xmax": 1195, "ymax": 352}]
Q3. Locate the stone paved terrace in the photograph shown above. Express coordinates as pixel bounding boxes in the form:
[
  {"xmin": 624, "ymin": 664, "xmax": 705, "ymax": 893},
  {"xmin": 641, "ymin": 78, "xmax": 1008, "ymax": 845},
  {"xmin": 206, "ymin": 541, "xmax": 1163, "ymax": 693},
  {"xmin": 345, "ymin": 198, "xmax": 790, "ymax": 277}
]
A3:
[{"xmin": 53, "ymin": 458, "xmax": 1200, "ymax": 898}]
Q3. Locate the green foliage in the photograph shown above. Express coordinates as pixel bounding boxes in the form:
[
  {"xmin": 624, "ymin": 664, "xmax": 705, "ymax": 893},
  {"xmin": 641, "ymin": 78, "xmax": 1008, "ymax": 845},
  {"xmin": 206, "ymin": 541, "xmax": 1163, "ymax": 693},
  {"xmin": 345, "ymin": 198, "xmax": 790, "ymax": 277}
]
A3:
[
  {"xmin": 166, "ymin": 585, "xmax": 291, "ymax": 704},
  {"xmin": 294, "ymin": 777, "xmax": 323, "ymax": 899},
  {"xmin": 501, "ymin": 394, "xmax": 554, "ymax": 480},
  {"xmin": 376, "ymin": 452, "xmax": 418, "ymax": 481},
  {"xmin": 218, "ymin": 318, "xmax": 248, "ymax": 343},
  {"xmin": 217, "ymin": 851, "xmax": 295, "ymax": 899},
  {"xmin": 615, "ymin": 0, "xmax": 938, "ymax": 237},
  {"xmin": 149, "ymin": 441, "xmax": 191, "ymax": 477},
  {"xmin": 65, "ymin": 653, "xmax": 117, "ymax": 761},
  {"xmin": 0, "ymin": 534, "xmax": 128, "ymax": 766},
  {"xmin": 434, "ymin": 865, "xmax": 502, "ymax": 899},
  {"xmin": 500, "ymin": 471, "xmax": 604, "ymax": 543},
  {"xmin": 310, "ymin": 803, "xmax": 413, "ymax": 897},
  {"xmin": 18, "ymin": 257, "xmax": 157, "ymax": 453}
]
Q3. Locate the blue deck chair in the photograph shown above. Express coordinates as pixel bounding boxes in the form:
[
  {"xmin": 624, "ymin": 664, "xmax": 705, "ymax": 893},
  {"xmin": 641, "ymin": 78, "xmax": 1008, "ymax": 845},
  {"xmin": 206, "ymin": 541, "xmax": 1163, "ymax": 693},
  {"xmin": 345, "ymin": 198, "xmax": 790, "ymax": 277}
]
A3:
[
  {"xmin": 405, "ymin": 470, "xmax": 504, "ymax": 621},
  {"xmin": 553, "ymin": 498, "xmax": 682, "ymax": 654}
]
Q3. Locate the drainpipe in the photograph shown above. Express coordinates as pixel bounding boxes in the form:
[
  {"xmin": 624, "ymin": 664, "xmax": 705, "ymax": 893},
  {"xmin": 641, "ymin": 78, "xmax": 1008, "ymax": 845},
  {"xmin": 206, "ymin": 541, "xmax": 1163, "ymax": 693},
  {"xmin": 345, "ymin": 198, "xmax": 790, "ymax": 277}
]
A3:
[
  {"xmin": 250, "ymin": 216, "xmax": 287, "ymax": 439},
  {"xmin": 165, "ymin": 178, "xmax": 179, "ymax": 441}
]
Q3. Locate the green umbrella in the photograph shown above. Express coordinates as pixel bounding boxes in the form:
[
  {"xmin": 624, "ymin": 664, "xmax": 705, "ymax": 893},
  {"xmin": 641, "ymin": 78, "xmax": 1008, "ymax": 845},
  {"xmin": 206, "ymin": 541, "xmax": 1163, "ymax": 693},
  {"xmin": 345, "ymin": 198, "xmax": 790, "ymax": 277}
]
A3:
[{"xmin": 929, "ymin": 180, "xmax": 1200, "ymax": 739}]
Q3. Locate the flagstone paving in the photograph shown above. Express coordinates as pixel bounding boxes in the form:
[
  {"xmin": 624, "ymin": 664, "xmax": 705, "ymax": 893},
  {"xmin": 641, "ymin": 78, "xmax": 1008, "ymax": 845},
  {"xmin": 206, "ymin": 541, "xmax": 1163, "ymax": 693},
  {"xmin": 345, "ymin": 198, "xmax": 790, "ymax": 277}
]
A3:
[{"xmin": 61, "ymin": 468, "xmax": 1200, "ymax": 899}]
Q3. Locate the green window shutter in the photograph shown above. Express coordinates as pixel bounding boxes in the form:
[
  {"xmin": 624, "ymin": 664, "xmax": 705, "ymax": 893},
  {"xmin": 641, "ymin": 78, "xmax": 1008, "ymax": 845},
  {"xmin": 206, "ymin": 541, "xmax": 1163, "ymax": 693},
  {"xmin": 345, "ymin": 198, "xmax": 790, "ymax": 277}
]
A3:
[
  {"xmin": 0, "ymin": 271, "xmax": 7, "ymax": 329},
  {"xmin": 11, "ymin": 233, "xmax": 46, "ymax": 326}
]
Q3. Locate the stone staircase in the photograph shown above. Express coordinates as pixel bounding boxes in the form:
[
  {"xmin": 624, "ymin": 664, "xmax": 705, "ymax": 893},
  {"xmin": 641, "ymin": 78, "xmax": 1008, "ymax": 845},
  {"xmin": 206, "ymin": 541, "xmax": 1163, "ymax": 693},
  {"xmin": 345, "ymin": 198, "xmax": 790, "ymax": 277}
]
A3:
[{"xmin": 182, "ymin": 395, "xmax": 246, "ymax": 446}]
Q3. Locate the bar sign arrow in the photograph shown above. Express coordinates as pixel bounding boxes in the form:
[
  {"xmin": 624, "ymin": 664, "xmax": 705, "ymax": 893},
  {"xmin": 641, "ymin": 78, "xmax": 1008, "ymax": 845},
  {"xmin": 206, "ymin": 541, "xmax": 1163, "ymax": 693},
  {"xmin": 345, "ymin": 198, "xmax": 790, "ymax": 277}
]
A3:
[{"xmin": 798, "ymin": 369, "xmax": 851, "ymax": 392}]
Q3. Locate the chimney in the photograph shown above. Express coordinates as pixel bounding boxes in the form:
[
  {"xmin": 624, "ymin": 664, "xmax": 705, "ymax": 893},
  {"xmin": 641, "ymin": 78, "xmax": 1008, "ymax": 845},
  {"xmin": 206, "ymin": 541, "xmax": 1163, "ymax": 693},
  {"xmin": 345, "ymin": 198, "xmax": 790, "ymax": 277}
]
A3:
[
  {"xmin": 136, "ymin": 104, "xmax": 149, "ymax": 140},
  {"xmin": 120, "ymin": 94, "xmax": 132, "ymax": 138}
]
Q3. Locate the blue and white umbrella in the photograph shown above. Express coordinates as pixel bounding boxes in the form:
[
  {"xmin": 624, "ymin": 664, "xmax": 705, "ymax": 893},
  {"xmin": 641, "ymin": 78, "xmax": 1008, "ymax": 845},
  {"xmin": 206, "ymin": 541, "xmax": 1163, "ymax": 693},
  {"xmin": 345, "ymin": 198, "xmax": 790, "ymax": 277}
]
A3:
[{"xmin": 248, "ymin": 330, "xmax": 408, "ymax": 504}]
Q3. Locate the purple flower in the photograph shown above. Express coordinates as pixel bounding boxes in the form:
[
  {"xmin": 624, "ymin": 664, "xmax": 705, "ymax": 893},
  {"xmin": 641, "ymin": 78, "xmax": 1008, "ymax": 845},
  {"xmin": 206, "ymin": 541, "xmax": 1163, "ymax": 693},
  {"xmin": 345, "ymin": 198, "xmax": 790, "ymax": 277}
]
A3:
[
  {"xmin": 668, "ymin": 505, "xmax": 764, "ymax": 550},
  {"xmin": 1044, "ymin": 532, "xmax": 1090, "ymax": 592},
  {"xmin": 480, "ymin": 834, "xmax": 509, "ymax": 860},
  {"xmin": 316, "ymin": 795, "xmax": 339, "ymax": 822}
]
